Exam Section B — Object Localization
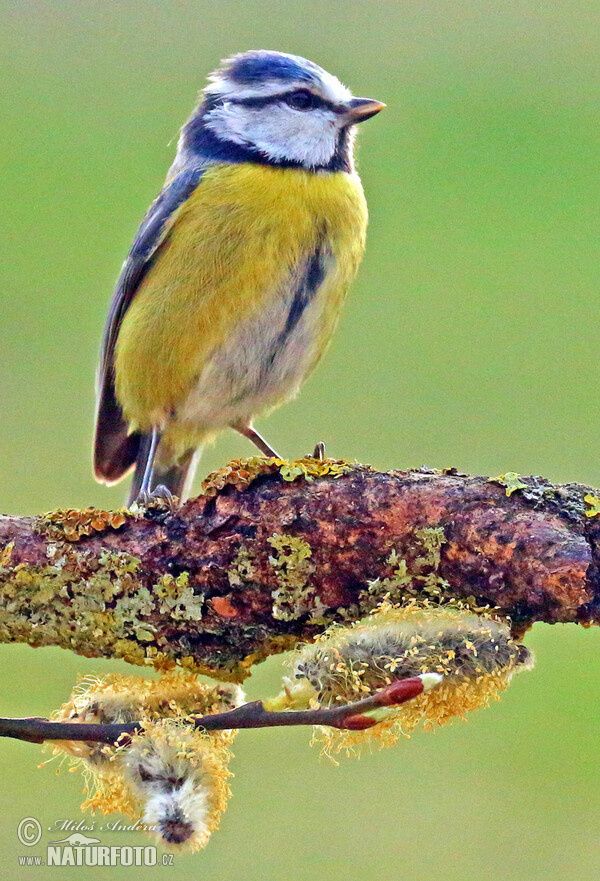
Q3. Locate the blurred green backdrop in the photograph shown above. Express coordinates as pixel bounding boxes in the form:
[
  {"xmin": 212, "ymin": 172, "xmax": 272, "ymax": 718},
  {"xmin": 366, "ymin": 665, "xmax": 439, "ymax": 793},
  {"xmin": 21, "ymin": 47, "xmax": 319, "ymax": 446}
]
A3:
[{"xmin": 1, "ymin": 2, "xmax": 600, "ymax": 879}]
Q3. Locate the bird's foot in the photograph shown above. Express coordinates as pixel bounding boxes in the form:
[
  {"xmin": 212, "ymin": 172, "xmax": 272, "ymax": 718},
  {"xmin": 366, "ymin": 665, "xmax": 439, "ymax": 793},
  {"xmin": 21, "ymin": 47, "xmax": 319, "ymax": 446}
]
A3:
[{"xmin": 137, "ymin": 484, "xmax": 178, "ymax": 512}]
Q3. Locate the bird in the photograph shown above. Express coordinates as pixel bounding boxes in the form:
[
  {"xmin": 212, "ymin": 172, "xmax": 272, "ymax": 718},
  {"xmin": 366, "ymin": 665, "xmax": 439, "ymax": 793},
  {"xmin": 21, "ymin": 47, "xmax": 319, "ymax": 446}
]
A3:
[{"xmin": 93, "ymin": 49, "xmax": 385, "ymax": 505}]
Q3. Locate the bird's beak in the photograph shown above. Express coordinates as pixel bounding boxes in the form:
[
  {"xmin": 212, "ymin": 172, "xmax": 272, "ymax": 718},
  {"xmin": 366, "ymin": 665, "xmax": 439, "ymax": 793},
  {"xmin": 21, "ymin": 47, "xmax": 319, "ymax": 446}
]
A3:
[{"xmin": 344, "ymin": 97, "xmax": 386, "ymax": 124}]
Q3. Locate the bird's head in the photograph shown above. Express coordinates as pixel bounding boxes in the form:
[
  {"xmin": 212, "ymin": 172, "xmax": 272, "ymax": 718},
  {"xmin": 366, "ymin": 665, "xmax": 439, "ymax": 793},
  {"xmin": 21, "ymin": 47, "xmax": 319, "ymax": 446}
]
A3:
[{"xmin": 183, "ymin": 50, "xmax": 385, "ymax": 172}]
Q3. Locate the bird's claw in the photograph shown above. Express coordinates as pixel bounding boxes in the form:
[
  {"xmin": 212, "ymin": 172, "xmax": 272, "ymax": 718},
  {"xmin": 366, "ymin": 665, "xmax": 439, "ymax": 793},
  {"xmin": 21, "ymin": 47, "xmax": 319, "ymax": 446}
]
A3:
[
  {"xmin": 311, "ymin": 442, "xmax": 326, "ymax": 462},
  {"xmin": 136, "ymin": 484, "xmax": 178, "ymax": 512}
]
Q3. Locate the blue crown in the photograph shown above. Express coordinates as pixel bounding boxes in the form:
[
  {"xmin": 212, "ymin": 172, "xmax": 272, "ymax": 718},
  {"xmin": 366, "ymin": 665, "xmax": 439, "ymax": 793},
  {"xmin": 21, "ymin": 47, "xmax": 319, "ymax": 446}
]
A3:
[{"xmin": 224, "ymin": 50, "xmax": 324, "ymax": 86}]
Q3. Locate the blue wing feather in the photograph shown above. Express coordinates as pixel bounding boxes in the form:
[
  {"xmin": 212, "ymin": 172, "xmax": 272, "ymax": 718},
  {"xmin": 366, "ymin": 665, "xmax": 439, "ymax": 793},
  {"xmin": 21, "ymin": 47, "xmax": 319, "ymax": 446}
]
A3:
[{"xmin": 94, "ymin": 165, "xmax": 205, "ymax": 482}]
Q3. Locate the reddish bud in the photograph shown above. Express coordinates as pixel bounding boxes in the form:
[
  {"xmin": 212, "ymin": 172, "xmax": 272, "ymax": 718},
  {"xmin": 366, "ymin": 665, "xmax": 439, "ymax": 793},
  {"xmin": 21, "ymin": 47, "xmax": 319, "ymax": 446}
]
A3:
[
  {"xmin": 342, "ymin": 714, "xmax": 377, "ymax": 730},
  {"xmin": 377, "ymin": 677, "xmax": 424, "ymax": 707}
]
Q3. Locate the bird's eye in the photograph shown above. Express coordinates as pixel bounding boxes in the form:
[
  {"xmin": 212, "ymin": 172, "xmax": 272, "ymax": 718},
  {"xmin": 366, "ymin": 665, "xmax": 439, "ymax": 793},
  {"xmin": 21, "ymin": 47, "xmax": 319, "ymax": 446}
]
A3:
[{"xmin": 284, "ymin": 89, "xmax": 319, "ymax": 111}]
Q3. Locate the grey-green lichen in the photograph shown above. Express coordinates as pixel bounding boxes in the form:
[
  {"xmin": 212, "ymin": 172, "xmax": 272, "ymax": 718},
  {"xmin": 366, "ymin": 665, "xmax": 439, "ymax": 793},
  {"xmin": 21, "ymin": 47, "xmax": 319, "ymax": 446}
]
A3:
[
  {"xmin": 489, "ymin": 474, "xmax": 589, "ymax": 515},
  {"xmin": 365, "ymin": 527, "xmax": 450, "ymax": 604},
  {"xmin": 267, "ymin": 533, "xmax": 316, "ymax": 621},
  {"xmin": 154, "ymin": 572, "xmax": 204, "ymax": 621},
  {"xmin": 0, "ymin": 541, "xmax": 203, "ymax": 671},
  {"xmin": 227, "ymin": 546, "xmax": 257, "ymax": 588},
  {"xmin": 413, "ymin": 527, "xmax": 446, "ymax": 567}
]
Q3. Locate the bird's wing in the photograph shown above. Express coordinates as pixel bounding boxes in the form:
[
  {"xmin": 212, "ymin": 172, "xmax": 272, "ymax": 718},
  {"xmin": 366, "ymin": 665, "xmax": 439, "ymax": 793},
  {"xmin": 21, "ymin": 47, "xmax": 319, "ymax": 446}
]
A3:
[{"xmin": 93, "ymin": 165, "xmax": 205, "ymax": 483}]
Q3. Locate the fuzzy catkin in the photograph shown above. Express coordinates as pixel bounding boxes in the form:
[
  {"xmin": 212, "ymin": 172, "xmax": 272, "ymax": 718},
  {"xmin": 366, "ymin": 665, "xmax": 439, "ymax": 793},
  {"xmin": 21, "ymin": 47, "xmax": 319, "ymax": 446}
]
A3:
[
  {"xmin": 294, "ymin": 605, "xmax": 530, "ymax": 701},
  {"xmin": 52, "ymin": 670, "xmax": 243, "ymax": 763},
  {"xmin": 290, "ymin": 602, "xmax": 533, "ymax": 755},
  {"xmin": 47, "ymin": 671, "xmax": 242, "ymax": 848},
  {"xmin": 122, "ymin": 719, "xmax": 232, "ymax": 850}
]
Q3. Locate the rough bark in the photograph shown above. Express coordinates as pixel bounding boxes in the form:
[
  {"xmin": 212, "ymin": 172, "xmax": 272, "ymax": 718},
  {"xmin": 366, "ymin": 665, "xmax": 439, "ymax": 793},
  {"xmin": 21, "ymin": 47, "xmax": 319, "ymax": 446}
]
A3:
[{"xmin": 0, "ymin": 459, "xmax": 598, "ymax": 681}]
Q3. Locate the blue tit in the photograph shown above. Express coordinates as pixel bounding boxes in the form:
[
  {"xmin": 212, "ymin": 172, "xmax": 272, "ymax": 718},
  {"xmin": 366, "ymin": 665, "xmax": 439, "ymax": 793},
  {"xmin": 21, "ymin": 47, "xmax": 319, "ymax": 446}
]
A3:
[{"xmin": 93, "ymin": 50, "xmax": 385, "ymax": 504}]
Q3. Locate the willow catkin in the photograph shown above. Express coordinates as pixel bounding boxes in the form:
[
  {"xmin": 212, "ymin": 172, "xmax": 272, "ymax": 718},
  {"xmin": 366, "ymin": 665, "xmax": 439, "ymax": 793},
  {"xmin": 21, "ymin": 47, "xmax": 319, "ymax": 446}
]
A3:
[
  {"xmin": 122, "ymin": 719, "xmax": 232, "ymax": 851},
  {"xmin": 47, "ymin": 671, "xmax": 243, "ymax": 849},
  {"xmin": 288, "ymin": 602, "xmax": 533, "ymax": 755}
]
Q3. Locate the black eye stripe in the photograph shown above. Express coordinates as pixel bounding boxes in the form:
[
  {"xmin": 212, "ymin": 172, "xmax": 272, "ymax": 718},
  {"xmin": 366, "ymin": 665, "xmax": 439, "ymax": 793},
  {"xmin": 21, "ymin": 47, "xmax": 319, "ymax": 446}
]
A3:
[{"xmin": 228, "ymin": 91, "xmax": 336, "ymax": 111}]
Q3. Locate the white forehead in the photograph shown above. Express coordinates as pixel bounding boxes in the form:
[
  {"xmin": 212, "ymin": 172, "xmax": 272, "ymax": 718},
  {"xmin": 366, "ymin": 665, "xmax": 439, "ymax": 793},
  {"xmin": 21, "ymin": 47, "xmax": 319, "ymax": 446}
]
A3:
[{"xmin": 205, "ymin": 52, "xmax": 352, "ymax": 104}]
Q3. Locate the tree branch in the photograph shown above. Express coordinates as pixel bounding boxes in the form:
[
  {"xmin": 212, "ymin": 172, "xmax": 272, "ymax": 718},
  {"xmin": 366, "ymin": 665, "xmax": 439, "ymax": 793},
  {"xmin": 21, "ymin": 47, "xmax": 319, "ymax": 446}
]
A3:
[
  {"xmin": 1, "ymin": 458, "xmax": 598, "ymax": 680},
  {"xmin": 0, "ymin": 677, "xmax": 432, "ymax": 744}
]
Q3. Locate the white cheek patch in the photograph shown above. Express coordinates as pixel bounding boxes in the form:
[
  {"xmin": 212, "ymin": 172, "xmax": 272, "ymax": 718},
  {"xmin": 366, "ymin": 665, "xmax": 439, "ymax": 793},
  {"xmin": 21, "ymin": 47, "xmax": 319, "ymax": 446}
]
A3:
[
  {"xmin": 204, "ymin": 103, "xmax": 256, "ymax": 148},
  {"xmin": 205, "ymin": 103, "xmax": 340, "ymax": 167}
]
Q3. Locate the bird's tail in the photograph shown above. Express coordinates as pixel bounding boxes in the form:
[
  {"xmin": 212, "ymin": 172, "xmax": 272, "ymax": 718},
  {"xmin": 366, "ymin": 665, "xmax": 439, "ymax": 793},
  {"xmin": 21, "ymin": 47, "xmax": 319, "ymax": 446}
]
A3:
[{"xmin": 127, "ymin": 437, "xmax": 200, "ymax": 506}]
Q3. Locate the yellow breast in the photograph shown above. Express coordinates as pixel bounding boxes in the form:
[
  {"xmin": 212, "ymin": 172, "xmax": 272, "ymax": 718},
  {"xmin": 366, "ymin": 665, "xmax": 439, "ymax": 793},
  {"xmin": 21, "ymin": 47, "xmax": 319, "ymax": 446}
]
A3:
[{"xmin": 115, "ymin": 163, "xmax": 368, "ymax": 430}]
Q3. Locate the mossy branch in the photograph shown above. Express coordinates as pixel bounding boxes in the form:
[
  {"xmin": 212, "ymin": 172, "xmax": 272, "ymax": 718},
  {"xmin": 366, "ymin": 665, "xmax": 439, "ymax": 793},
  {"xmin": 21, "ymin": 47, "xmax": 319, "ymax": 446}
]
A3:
[{"xmin": 1, "ymin": 457, "xmax": 599, "ymax": 681}]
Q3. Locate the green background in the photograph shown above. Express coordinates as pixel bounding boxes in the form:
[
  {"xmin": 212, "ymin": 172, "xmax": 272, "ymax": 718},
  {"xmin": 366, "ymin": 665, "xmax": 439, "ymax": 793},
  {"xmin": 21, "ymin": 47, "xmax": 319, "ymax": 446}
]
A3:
[{"xmin": 1, "ymin": 2, "xmax": 600, "ymax": 879}]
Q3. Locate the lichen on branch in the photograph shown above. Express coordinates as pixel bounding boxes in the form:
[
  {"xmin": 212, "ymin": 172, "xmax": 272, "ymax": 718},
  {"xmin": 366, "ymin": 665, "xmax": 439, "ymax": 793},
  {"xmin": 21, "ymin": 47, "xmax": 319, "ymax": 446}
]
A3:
[{"xmin": 0, "ymin": 457, "xmax": 599, "ymax": 680}]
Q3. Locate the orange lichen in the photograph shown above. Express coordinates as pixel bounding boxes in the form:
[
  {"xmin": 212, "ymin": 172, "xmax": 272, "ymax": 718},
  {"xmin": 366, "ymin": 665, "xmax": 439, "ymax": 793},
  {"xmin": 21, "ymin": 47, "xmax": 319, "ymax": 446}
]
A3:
[
  {"xmin": 210, "ymin": 596, "xmax": 238, "ymax": 618},
  {"xmin": 40, "ymin": 507, "xmax": 129, "ymax": 542},
  {"xmin": 200, "ymin": 456, "xmax": 357, "ymax": 497},
  {"xmin": 201, "ymin": 457, "xmax": 278, "ymax": 496}
]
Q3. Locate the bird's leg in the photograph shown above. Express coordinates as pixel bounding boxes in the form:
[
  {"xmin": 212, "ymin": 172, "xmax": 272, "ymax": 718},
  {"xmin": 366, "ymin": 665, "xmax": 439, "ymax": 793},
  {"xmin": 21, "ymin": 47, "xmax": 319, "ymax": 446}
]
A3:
[
  {"xmin": 138, "ymin": 427, "xmax": 161, "ymax": 496},
  {"xmin": 136, "ymin": 428, "xmax": 175, "ymax": 508},
  {"xmin": 233, "ymin": 423, "xmax": 281, "ymax": 459}
]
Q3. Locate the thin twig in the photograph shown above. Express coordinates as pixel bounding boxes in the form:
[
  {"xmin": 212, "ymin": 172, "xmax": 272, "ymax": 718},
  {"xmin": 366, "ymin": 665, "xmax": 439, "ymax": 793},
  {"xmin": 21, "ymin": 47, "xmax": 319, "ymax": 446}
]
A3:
[{"xmin": 0, "ymin": 677, "xmax": 432, "ymax": 745}]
